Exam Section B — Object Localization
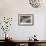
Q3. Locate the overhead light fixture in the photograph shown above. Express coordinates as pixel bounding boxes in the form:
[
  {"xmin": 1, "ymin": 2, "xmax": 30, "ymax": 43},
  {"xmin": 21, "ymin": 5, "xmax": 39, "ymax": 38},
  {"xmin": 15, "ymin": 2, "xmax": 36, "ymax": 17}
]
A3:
[{"xmin": 29, "ymin": 0, "xmax": 45, "ymax": 8}]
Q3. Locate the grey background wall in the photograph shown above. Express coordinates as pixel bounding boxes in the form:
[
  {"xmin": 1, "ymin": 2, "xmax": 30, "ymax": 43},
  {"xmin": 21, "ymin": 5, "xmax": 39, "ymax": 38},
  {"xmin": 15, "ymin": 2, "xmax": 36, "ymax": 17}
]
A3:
[{"xmin": 0, "ymin": 0, "xmax": 46, "ymax": 40}]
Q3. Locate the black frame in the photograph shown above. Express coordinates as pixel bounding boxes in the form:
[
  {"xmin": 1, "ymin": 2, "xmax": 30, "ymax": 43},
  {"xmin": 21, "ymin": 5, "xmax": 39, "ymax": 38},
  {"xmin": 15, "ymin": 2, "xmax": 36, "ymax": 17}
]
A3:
[{"xmin": 18, "ymin": 14, "xmax": 34, "ymax": 26}]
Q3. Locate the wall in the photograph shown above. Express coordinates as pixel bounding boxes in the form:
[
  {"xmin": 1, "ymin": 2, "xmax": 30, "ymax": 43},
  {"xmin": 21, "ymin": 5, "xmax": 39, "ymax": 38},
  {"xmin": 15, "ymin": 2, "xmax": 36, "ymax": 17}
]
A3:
[{"xmin": 0, "ymin": 0, "xmax": 46, "ymax": 40}]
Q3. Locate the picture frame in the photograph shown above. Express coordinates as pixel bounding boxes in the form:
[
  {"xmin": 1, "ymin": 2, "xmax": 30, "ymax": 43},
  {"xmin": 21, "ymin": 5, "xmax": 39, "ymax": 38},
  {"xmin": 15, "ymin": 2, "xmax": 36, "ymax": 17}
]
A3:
[{"xmin": 18, "ymin": 14, "xmax": 34, "ymax": 26}]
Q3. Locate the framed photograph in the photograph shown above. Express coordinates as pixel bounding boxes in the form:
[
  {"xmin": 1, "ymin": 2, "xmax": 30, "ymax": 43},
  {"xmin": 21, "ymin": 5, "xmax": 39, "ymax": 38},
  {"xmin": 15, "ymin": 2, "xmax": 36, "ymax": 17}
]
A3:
[{"xmin": 18, "ymin": 14, "xmax": 34, "ymax": 26}]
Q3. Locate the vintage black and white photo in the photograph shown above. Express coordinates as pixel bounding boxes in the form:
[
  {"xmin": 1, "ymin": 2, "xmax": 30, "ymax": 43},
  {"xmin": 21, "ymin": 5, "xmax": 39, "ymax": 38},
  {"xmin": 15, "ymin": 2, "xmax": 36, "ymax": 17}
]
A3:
[{"xmin": 18, "ymin": 14, "xmax": 34, "ymax": 26}]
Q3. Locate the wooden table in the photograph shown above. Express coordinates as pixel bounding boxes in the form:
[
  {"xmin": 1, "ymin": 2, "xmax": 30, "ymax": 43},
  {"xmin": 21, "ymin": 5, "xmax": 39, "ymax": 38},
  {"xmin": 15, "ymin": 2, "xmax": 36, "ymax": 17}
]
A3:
[
  {"xmin": 13, "ymin": 40, "xmax": 46, "ymax": 46},
  {"xmin": 5, "ymin": 39, "xmax": 46, "ymax": 46}
]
